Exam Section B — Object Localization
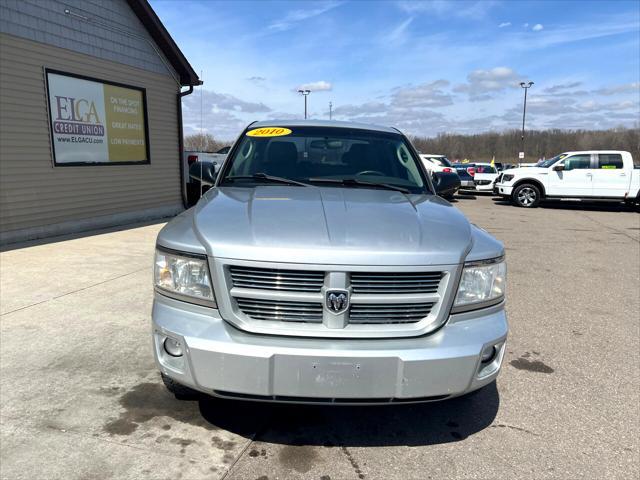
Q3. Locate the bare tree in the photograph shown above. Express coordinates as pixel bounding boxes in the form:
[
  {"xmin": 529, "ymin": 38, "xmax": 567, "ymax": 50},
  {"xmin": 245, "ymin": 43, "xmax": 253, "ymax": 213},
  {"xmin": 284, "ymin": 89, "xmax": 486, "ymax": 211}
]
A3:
[
  {"xmin": 411, "ymin": 127, "xmax": 639, "ymax": 164},
  {"xmin": 184, "ymin": 133, "xmax": 223, "ymax": 152}
]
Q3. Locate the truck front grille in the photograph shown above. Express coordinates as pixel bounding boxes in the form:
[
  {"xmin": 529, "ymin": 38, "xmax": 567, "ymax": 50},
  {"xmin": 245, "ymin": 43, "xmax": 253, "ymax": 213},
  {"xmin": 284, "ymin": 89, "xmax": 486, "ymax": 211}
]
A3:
[
  {"xmin": 230, "ymin": 266, "xmax": 324, "ymax": 292},
  {"xmin": 350, "ymin": 272, "xmax": 442, "ymax": 294},
  {"xmin": 236, "ymin": 297, "xmax": 323, "ymax": 323},
  {"xmin": 222, "ymin": 261, "xmax": 454, "ymax": 337},
  {"xmin": 349, "ymin": 302, "xmax": 435, "ymax": 324}
]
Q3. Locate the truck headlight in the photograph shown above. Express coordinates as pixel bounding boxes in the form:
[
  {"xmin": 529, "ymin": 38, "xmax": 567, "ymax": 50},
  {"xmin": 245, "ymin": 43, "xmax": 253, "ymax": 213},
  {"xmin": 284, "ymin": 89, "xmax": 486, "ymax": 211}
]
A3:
[
  {"xmin": 154, "ymin": 248, "xmax": 216, "ymax": 307},
  {"xmin": 501, "ymin": 174, "xmax": 514, "ymax": 182},
  {"xmin": 453, "ymin": 257, "xmax": 506, "ymax": 312}
]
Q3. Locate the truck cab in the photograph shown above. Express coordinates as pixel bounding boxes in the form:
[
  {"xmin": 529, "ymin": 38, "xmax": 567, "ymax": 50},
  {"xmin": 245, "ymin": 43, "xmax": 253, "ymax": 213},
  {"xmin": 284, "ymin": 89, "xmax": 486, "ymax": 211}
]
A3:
[{"xmin": 495, "ymin": 151, "xmax": 639, "ymax": 207}]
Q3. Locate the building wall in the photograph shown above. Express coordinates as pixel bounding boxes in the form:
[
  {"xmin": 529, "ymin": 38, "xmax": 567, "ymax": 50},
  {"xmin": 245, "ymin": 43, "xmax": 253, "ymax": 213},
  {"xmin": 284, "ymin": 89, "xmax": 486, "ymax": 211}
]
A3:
[
  {"xmin": 0, "ymin": 32, "xmax": 183, "ymax": 243},
  {"xmin": 0, "ymin": 0, "xmax": 173, "ymax": 78}
]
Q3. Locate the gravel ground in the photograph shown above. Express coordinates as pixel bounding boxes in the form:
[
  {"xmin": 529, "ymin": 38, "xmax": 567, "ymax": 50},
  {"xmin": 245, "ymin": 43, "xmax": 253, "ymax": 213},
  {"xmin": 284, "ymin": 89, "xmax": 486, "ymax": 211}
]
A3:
[{"xmin": 1, "ymin": 194, "xmax": 638, "ymax": 480}]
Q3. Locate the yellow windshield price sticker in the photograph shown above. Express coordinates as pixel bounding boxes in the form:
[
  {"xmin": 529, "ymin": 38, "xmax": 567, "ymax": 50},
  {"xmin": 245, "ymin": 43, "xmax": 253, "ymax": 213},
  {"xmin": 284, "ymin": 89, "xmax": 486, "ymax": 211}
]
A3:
[
  {"xmin": 246, "ymin": 127, "xmax": 292, "ymax": 137},
  {"xmin": 601, "ymin": 165, "xmax": 617, "ymax": 169}
]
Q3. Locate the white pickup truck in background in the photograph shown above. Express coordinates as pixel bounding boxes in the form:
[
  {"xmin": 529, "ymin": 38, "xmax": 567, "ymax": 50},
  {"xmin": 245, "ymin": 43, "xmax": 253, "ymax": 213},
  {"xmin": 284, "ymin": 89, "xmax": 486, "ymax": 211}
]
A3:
[{"xmin": 494, "ymin": 150, "xmax": 640, "ymax": 208}]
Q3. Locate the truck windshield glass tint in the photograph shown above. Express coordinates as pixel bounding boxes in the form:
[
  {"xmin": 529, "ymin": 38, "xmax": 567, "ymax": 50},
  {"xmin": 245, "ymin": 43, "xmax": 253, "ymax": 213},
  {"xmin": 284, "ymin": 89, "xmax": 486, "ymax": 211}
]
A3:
[{"xmin": 220, "ymin": 127, "xmax": 426, "ymax": 193}]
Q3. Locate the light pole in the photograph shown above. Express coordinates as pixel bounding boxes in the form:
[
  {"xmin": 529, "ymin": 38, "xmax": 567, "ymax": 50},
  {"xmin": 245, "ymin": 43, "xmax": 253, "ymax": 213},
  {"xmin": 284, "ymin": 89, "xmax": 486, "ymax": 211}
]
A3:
[
  {"xmin": 329, "ymin": 101, "xmax": 333, "ymax": 120},
  {"xmin": 519, "ymin": 81, "xmax": 534, "ymax": 159},
  {"xmin": 297, "ymin": 89, "xmax": 310, "ymax": 119}
]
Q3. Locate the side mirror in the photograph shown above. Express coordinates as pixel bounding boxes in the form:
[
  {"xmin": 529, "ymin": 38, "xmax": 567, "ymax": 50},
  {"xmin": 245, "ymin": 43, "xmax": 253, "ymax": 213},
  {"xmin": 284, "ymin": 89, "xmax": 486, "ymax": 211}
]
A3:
[
  {"xmin": 432, "ymin": 171, "xmax": 461, "ymax": 197},
  {"xmin": 189, "ymin": 161, "xmax": 217, "ymax": 186},
  {"xmin": 552, "ymin": 164, "xmax": 564, "ymax": 172}
]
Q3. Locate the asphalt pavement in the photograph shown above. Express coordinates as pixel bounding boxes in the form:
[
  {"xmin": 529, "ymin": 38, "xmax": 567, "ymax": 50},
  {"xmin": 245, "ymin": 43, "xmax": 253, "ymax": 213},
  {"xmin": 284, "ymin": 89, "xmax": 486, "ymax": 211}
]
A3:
[{"xmin": 1, "ymin": 194, "xmax": 638, "ymax": 480}]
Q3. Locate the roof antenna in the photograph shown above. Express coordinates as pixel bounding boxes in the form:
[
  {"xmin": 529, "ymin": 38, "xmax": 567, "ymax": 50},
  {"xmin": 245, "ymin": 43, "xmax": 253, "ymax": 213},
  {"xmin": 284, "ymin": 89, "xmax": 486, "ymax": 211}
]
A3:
[{"xmin": 200, "ymin": 70, "xmax": 204, "ymax": 198}]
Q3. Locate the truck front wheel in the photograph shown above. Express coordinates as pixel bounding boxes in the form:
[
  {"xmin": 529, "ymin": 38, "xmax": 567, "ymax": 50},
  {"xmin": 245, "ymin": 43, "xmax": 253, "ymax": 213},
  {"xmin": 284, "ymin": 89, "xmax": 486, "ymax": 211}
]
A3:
[{"xmin": 512, "ymin": 183, "xmax": 541, "ymax": 208}]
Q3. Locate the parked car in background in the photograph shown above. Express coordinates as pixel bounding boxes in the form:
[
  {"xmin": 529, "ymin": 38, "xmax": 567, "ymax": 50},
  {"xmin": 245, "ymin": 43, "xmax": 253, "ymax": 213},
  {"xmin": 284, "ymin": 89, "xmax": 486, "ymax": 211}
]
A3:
[
  {"xmin": 494, "ymin": 150, "xmax": 640, "ymax": 207},
  {"xmin": 452, "ymin": 163, "xmax": 477, "ymax": 191},
  {"xmin": 154, "ymin": 120, "xmax": 508, "ymax": 404},
  {"xmin": 473, "ymin": 163, "xmax": 500, "ymax": 192},
  {"xmin": 184, "ymin": 149, "xmax": 229, "ymax": 206},
  {"xmin": 419, "ymin": 154, "xmax": 455, "ymax": 173},
  {"xmin": 420, "ymin": 155, "xmax": 459, "ymax": 200},
  {"xmin": 430, "ymin": 171, "xmax": 461, "ymax": 200}
]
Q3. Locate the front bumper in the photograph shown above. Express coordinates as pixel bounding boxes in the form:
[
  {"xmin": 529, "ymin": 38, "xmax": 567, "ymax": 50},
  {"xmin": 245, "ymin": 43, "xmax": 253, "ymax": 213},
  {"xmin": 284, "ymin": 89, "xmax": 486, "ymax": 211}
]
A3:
[
  {"xmin": 152, "ymin": 293, "xmax": 508, "ymax": 404},
  {"xmin": 474, "ymin": 183, "xmax": 494, "ymax": 192},
  {"xmin": 459, "ymin": 179, "xmax": 476, "ymax": 189},
  {"xmin": 495, "ymin": 184, "xmax": 514, "ymax": 196}
]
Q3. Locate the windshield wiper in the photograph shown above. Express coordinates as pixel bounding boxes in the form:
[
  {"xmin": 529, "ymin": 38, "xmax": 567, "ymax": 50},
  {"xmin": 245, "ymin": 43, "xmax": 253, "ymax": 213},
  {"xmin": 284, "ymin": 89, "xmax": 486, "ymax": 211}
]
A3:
[
  {"xmin": 307, "ymin": 177, "xmax": 411, "ymax": 194},
  {"xmin": 224, "ymin": 173, "xmax": 311, "ymax": 187}
]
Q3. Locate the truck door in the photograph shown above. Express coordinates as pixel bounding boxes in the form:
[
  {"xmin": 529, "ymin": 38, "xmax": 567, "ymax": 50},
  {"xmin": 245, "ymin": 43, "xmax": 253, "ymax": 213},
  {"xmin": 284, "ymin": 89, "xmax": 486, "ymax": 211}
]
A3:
[
  {"xmin": 546, "ymin": 154, "xmax": 593, "ymax": 196},
  {"xmin": 590, "ymin": 153, "xmax": 629, "ymax": 198}
]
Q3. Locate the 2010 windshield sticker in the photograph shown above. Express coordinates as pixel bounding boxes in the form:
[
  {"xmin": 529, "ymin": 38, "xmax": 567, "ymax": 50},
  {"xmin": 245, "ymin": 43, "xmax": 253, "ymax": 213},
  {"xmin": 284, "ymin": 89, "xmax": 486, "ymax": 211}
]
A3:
[{"xmin": 246, "ymin": 127, "xmax": 292, "ymax": 137}]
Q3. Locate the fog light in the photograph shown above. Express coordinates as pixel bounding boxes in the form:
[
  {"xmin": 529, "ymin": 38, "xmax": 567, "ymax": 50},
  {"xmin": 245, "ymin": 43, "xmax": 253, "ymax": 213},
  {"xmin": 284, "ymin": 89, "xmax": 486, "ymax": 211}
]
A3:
[
  {"xmin": 163, "ymin": 337, "xmax": 183, "ymax": 357},
  {"xmin": 480, "ymin": 346, "xmax": 496, "ymax": 364}
]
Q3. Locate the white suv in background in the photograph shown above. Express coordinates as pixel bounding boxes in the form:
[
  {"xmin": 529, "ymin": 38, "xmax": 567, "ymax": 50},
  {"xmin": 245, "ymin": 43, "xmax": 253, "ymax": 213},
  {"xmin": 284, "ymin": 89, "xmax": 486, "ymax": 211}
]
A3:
[
  {"xmin": 494, "ymin": 150, "xmax": 640, "ymax": 207},
  {"xmin": 472, "ymin": 163, "xmax": 500, "ymax": 192},
  {"xmin": 420, "ymin": 154, "xmax": 455, "ymax": 173}
]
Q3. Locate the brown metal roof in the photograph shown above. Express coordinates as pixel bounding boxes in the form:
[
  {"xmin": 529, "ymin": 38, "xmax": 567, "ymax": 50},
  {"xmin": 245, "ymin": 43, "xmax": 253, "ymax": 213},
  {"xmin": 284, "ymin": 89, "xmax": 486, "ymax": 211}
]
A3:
[{"xmin": 126, "ymin": 0, "xmax": 201, "ymax": 86}]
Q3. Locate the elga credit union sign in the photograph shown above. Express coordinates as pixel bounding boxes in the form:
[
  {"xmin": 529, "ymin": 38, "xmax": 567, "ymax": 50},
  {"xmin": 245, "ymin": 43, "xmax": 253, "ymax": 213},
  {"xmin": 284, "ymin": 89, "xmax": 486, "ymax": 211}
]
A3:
[{"xmin": 45, "ymin": 69, "xmax": 149, "ymax": 165}]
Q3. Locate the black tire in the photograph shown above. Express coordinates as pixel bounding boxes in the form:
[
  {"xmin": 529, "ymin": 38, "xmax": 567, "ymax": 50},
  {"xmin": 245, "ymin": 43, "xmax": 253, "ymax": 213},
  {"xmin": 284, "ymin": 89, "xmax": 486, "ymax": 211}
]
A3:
[
  {"xmin": 443, "ymin": 192, "xmax": 455, "ymax": 201},
  {"xmin": 161, "ymin": 373, "xmax": 200, "ymax": 400},
  {"xmin": 512, "ymin": 183, "xmax": 541, "ymax": 208}
]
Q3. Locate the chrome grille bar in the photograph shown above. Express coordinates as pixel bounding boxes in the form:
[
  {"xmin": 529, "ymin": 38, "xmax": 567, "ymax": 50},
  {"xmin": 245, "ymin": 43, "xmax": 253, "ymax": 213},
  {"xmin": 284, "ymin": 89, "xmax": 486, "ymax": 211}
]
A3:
[
  {"xmin": 350, "ymin": 272, "xmax": 443, "ymax": 294},
  {"xmin": 230, "ymin": 266, "xmax": 324, "ymax": 292},
  {"xmin": 236, "ymin": 297, "xmax": 323, "ymax": 323},
  {"xmin": 349, "ymin": 302, "xmax": 435, "ymax": 324}
]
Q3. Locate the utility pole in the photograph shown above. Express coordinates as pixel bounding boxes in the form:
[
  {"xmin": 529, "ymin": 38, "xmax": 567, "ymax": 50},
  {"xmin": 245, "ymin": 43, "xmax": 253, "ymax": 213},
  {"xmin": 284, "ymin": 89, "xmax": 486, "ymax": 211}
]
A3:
[
  {"xmin": 519, "ymin": 81, "xmax": 534, "ymax": 160},
  {"xmin": 329, "ymin": 101, "xmax": 333, "ymax": 120},
  {"xmin": 297, "ymin": 89, "xmax": 310, "ymax": 119}
]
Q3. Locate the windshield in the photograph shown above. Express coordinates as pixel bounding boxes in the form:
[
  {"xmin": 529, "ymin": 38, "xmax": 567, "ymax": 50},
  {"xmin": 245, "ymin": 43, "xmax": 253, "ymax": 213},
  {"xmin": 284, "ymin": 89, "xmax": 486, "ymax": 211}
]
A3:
[
  {"xmin": 537, "ymin": 154, "xmax": 567, "ymax": 168},
  {"xmin": 219, "ymin": 126, "xmax": 428, "ymax": 194}
]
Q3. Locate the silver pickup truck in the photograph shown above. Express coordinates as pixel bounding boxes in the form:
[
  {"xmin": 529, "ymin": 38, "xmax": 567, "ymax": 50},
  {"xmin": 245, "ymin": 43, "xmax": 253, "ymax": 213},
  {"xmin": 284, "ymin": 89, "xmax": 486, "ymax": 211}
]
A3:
[{"xmin": 153, "ymin": 120, "xmax": 508, "ymax": 404}]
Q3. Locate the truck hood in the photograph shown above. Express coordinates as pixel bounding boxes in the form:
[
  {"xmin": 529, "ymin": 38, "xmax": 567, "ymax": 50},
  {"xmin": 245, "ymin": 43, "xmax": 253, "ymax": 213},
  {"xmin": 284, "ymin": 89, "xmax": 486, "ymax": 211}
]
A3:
[{"xmin": 189, "ymin": 186, "xmax": 473, "ymax": 266}]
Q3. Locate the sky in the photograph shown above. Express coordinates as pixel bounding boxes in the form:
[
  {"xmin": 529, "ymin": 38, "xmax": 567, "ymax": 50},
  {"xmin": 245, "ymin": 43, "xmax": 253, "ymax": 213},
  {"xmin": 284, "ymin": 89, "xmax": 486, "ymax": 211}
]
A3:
[{"xmin": 150, "ymin": 0, "xmax": 640, "ymax": 140}]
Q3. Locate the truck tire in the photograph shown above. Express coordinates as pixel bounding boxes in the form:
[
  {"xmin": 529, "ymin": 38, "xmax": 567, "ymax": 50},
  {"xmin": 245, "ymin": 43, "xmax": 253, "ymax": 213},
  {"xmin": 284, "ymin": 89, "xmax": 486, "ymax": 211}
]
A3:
[
  {"xmin": 512, "ymin": 183, "xmax": 541, "ymax": 208},
  {"xmin": 161, "ymin": 373, "xmax": 200, "ymax": 400}
]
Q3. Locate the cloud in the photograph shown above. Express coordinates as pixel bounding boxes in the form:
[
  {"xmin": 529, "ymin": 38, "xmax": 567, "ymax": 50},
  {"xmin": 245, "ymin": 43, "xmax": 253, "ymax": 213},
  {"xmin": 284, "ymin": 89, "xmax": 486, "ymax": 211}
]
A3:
[
  {"xmin": 331, "ymin": 102, "xmax": 387, "ymax": 117},
  {"xmin": 391, "ymin": 80, "xmax": 453, "ymax": 108},
  {"xmin": 183, "ymin": 89, "xmax": 271, "ymax": 114},
  {"xmin": 532, "ymin": 23, "xmax": 544, "ymax": 31},
  {"xmin": 397, "ymin": 0, "xmax": 498, "ymax": 18},
  {"xmin": 182, "ymin": 107, "xmax": 246, "ymax": 139},
  {"xmin": 498, "ymin": 22, "xmax": 511, "ymax": 28},
  {"xmin": 543, "ymin": 82, "xmax": 583, "ymax": 94},
  {"xmin": 326, "ymin": 81, "xmax": 453, "ymax": 134},
  {"xmin": 266, "ymin": 111, "xmax": 303, "ymax": 121},
  {"xmin": 576, "ymin": 100, "xmax": 638, "ymax": 112},
  {"xmin": 181, "ymin": 89, "xmax": 272, "ymax": 139},
  {"xmin": 523, "ymin": 23, "xmax": 529, "ymax": 28},
  {"xmin": 385, "ymin": 17, "xmax": 414, "ymax": 44},
  {"xmin": 247, "ymin": 76, "xmax": 266, "ymax": 83},
  {"xmin": 268, "ymin": 1, "xmax": 341, "ymax": 32},
  {"xmin": 593, "ymin": 82, "xmax": 640, "ymax": 95},
  {"xmin": 296, "ymin": 80, "xmax": 333, "ymax": 92},
  {"xmin": 454, "ymin": 67, "xmax": 526, "ymax": 100}
]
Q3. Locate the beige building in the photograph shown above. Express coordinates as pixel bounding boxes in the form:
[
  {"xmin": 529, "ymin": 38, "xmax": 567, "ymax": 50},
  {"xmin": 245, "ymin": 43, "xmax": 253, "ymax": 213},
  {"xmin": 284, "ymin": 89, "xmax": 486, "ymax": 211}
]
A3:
[{"xmin": 0, "ymin": 0, "xmax": 200, "ymax": 244}]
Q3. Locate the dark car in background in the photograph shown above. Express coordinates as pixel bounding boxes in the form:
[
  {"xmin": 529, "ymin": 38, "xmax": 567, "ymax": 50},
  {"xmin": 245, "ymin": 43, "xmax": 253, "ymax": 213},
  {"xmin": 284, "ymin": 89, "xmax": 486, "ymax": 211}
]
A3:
[{"xmin": 452, "ymin": 163, "xmax": 477, "ymax": 191}]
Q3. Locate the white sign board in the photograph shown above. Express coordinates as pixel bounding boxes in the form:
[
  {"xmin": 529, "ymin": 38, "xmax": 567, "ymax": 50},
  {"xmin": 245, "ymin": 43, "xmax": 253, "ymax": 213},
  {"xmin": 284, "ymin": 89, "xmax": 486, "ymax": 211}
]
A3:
[
  {"xmin": 518, "ymin": 152, "xmax": 525, "ymax": 159},
  {"xmin": 46, "ymin": 69, "xmax": 149, "ymax": 166}
]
